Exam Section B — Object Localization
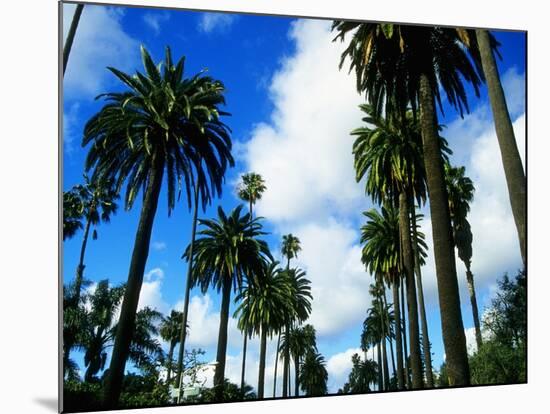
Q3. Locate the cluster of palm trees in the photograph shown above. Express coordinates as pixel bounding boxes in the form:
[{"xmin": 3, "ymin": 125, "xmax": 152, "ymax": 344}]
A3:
[
  {"xmin": 63, "ymin": 41, "xmax": 329, "ymax": 405},
  {"xmin": 331, "ymin": 22, "xmax": 525, "ymax": 388},
  {"xmin": 62, "ymin": 7, "xmax": 525, "ymax": 407}
]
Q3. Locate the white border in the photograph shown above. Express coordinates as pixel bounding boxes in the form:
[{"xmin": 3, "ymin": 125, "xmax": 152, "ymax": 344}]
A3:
[{"xmin": 1, "ymin": 0, "xmax": 546, "ymax": 413}]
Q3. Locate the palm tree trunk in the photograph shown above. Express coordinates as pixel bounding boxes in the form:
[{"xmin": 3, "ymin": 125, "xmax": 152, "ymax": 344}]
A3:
[
  {"xmin": 213, "ymin": 279, "xmax": 233, "ymax": 401},
  {"xmin": 102, "ymin": 157, "xmax": 165, "ymax": 409},
  {"xmin": 175, "ymin": 179, "xmax": 200, "ymax": 395},
  {"xmin": 273, "ymin": 332, "xmax": 281, "ymax": 397},
  {"xmin": 294, "ymin": 356, "xmax": 300, "ymax": 396},
  {"xmin": 288, "ymin": 360, "xmax": 292, "ymax": 396},
  {"xmin": 64, "ymin": 215, "xmax": 92, "ymax": 371},
  {"xmin": 411, "ymin": 209, "xmax": 434, "ymax": 387},
  {"xmin": 382, "ymin": 288, "xmax": 396, "ymax": 383},
  {"xmin": 476, "ymin": 29, "xmax": 526, "ymax": 266},
  {"xmin": 466, "ymin": 266, "xmax": 482, "ymax": 350},
  {"xmin": 391, "ymin": 277, "xmax": 405, "ymax": 389},
  {"xmin": 166, "ymin": 340, "xmax": 175, "ymax": 383},
  {"xmin": 399, "ymin": 191, "xmax": 423, "ymax": 389},
  {"xmin": 400, "ymin": 275, "xmax": 410, "ymax": 388},
  {"xmin": 257, "ymin": 327, "xmax": 267, "ymax": 398},
  {"xmin": 376, "ymin": 341, "xmax": 383, "ymax": 391},
  {"xmin": 63, "ymin": 4, "xmax": 84, "ymax": 75},
  {"xmin": 419, "ymin": 73, "xmax": 470, "ymax": 386},
  {"xmin": 376, "ymin": 290, "xmax": 389, "ymax": 390},
  {"xmin": 240, "ymin": 334, "xmax": 248, "ymax": 392},
  {"xmin": 282, "ymin": 325, "xmax": 289, "ymax": 397}
]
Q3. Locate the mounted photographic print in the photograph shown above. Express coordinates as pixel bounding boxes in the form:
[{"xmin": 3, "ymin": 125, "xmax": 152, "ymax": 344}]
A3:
[{"xmin": 60, "ymin": 1, "xmax": 527, "ymax": 412}]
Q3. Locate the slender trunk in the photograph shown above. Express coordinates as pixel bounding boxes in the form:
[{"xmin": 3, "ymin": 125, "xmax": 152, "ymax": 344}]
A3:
[
  {"xmin": 376, "ymin": 290, "xmax": 389, "ymax": 390},
  {"xmin": 213, "ymin": 279, "xmax": 233, "ymax": 401},
  {"xmin": 273, "ymin": 333, "xmax": 281, "ymax": 397},
  {"xmin": 63, "ymin": 4, "xmax": 84, "ymax": 75},
  {"xmin": 166, "ymin": 340, "xmax": 175, "ymax": 383},
  {"xmin": 476, "ymin": 29, "xmax": 526, "ymax": 266},
  {"xmin": 382, "ymin": 288, "xmax": 396, "ymax": 383},
  {"xmin": 466, "ymin": 267, "xmax": 483, "ymax": 350},
  {"xmin": 282, "ymin": 324, "xmax": 289, "ymax": 397},
  {"xmin": 391, "ymin": 278, "xmax": 405, "ymax": 389},
  {"xmin": 419, "ymin": 73, "xmax": 470, "ymax": 386},
  {"xmin": 64, "ymin": 215, "xmax": 92, "ymax": 370},
  {"xmin": 376, "ymin": 341, "xmax": 383, "ymax": 391},
  {"xmin": 240, "ymin": 334, "xmax": 248, "ymax": 392},
  {"xmin": 399, "ymin": 191, "xmax": 423, "ymax": 389},
  {"xmin": 287, "ymin": 360, "xmax": 292, "ymax": 396},
  {"xmin": 257, "ymin": 327, "xmax": 267, "ymax": 399},
  {"xmin": 411, "ymin": 209, "xmax": 434, "ymax": 387},
  {"xmin": 175, "ymin": 180, "xmax": 200, "ymax": 394},
  {"xmin": 102, "ymin": 157, "xmax": 165, "ymax": 408},
  {"xmin": 400, "ymin": 275, "xmax": 410, "ymax": 388},
  {"xmin": 294, "ymin": 356, "xmax": 300, "ymax": 397}
]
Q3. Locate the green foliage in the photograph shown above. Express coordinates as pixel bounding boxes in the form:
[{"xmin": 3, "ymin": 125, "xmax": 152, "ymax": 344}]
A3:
[
  {"xmin": 436, "ymin": 362, "xmax": 449, "ymax": 387},
  {"xmin": 237, "ymin": 172, "xmax": 267, "ymax": 207},
  {"xmin": 469, "ymin": 270, "xmax": 526, "ymax": 385},
  {"xmin": 63, "ymin": 380, "xmax": 103, "ymax": 412},
  {"xmin": 187, "ymin": 205, "xmax": 272, "ymax": 294},
  {"xmin": 118, "ymin": 373, "xmax": 169, "ymax": 408},
  {"xmin": 281, "ymin": 234, "xmax": 302, "ymax": 265},
  {"xmin": 196, "ymin": 379, "xmax": 257, "ymax": 402},
  {"xmin": 299, "ymin": 351, "xmax": 328, "ymax": 396},
  {"xmin": 82, "ymin": 45, "xmax": 234, "ymax": 215},
  {"xmin": 339, "ymin": 353, "xmax": 378, "ymax": 394}
]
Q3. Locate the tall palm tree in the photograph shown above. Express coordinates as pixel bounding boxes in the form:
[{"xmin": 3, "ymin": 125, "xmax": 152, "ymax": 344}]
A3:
[
  {"xmin": 333, "ymin": 22, "xmax": 494, "ymax": 385},
  {"xmin": 476, "ymin": 29, "xmax": 525, "ymax": 265},
  {"xmin": 344, "ymin": 353, "xmax": 378, "ymax": 393},
  {"xmin": 361, "ymin": 206, "xmax": 405, "ymax": 389},
  {"xmin": 278, "ymin": 266, "xmax": 312, "ymax": 397},
  {"xmin": 63, "ymin": 189, "xmax": 83, "ymax": 241},
  {"xmin": 63, "ymin": 175, "xmax": 118, "ymax": 371},
  {"xmin": 159, "ymin": 310, "xmax": 184, "ymax": 384},
  {"xmin": 353, "ymin": 105, "xmax": 448, "ymax": 388},
  {"xmin": 83, "ymin": 45, "xmax": 234, "ymax": 408},
  {"xmin": 277, "ymin": 233, "xmax": 302, "ymax": 397},
  {"xmin": 367, "ymin": 283, "xmax": 390, "ymax": 390},
  {"xmin": 63, "ymin": 3, "xmax": 84, "ymax": 75},
  {"xmin": 234, "ymin": 261, "xmax": 289, "ymax": 398},
  {"xmin": 236, "ymin": 172, "xmax": 267, "ymax": 392},
  {"xmin": 445, "ymin": 163, "xmax": 482, "ymax": 349},
  {"xmin": 80, "ymin": 280, "xmax": 125, "ymax": 382},
  {"xmin": 283, "ymin": 324, "xmax": 317, "ymax": 397},
  {"xmin": 299, "ymin": 351, "xmax": 328, "ymax": 396},
  {"xmin": 188, "ymin": 205, "xmax": 272, "ymax": 401}
]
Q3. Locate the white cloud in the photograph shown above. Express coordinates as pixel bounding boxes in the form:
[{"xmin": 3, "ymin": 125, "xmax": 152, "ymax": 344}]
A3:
[
  {"xmin": 151, "ymin": 241, "xmax": 167, "ymax": 251},
  {"xmin": 326, "ymin": 347, "xmax": 369, "ymax": 393},
  {"xmin": 63, "ymin": 4, "xmax": 140, "ymax": 99},
  {"xmin": 138, "ymin": 267, "xmax": 170, "ymax": 313},
  {"xmin": 63, "ymin": 102, "xmax": 80, "ymax": 155},
  {"xmin": 198, "ymin": 12, "xmax": 237, "ymax": 34},
  {"xmin": 143, "ymin": 11, "xmax": 170, "ymax": 36}
]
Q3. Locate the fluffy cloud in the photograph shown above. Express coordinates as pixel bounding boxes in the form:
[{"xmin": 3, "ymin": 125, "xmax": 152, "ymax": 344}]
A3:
[
  {"xmin": 197, "ymin": 12, "xmax": 238, "ymax": 34},
  {"xmin": 63, "ymin": 102, "xmax": 80, "ymax": 155},
  {"xmin": 325, "ymin": 347, "xmax": 364, "ymax": 392},
  {"xmin": 143, "ymin": 11, "xmax": 170, "ymax": 36},
  {"xmin": 63, "ymin": 4, "xmax": 140, "ymax": 99},
  {"xmin": 137, "ymin": 267, "xmax": 170, "ymax": 314}
]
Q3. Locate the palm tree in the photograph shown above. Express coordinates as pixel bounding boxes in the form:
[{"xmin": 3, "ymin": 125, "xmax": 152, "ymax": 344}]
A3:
[
  {"xmin": 237, "ymin": 172, "xmax": 267, "ymax": 218},
  {"xmin": 445, "ymin": 163, "xmax": 482, "ymax": 349},
  {"xmin": 277, "ymin": 233, "xmax": 302, "ymax": 397},
  {"xmin": 284, "ymin": 324, "xmax": 317, "ymax": 397},
  {"xmin": 476, "ymin": 29, "xmax": 525, "ymax": 265},
  {"xmin": 188, "ymin": 205, "xmax": 272, "ymax": 401},
  {"xmin": 63, "ymin": 3, "xmax": 84, "ymax": 75},
  {"xmin": 81, "ymin": 280, "xmax": 125, "ymax": 382},
  {"xmin": 353, "ymin": 105, "xmax": 448, "ymax": 388},
  {"xmin": 333, "ymin": 23, "xmax": 492, "ymax": 385},
  {"xmin": 278, "ymin": 266, "xmax": 312, "ymax": 397},
  {"xmin": 299, "ymin": 351, "xmax": 328, "ymax": 396},
  {"xmin": 367, "ymin": 283, "xmax": 390, "ymax": 390},
  {"xmin": 234, "ymin": 261, "xmax": 290, "ymax": 398},
  {"xmin": 360, "ymin": 206, "xmax": 405, "ymax": 389},
  {"xmin": 159, "ymin": 310, "xmax": 184, "ymax": 384},
  {"xmin": 83, "ymin": 45, "xmax": 234, "ymax": 408},
  {"xmin": 124, "ymin": 307, "xmax": 165, "ymax": 372},
  {"xmin": 63, "ymin": 176, "xmax": 118, "ymax": 372},
  {"xmin": 344, "ymin": 353, "xmax": 378, "ymax": 393},
  {"xmin": 236, "ymin": 172, "xmax": 267, "ymax": 392},
  {"xmin": 63, "ymin": 189, "xmax": 83, "ymax": 240}
]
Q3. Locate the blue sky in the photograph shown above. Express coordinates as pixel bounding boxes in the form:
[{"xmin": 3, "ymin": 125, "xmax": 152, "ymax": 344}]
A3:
[{"xmin": 63, "ymin": 3, "xmax": 525, "ymax": 395}]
